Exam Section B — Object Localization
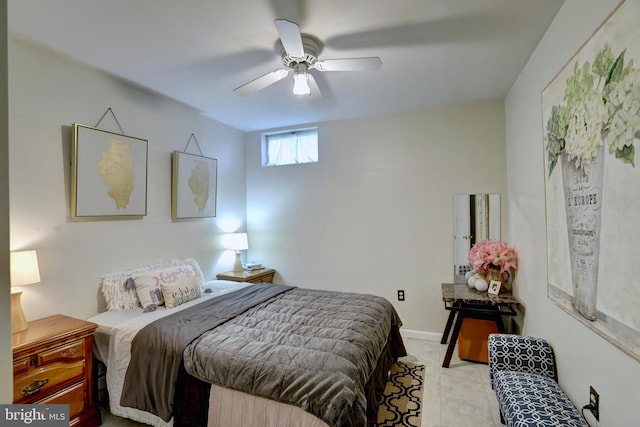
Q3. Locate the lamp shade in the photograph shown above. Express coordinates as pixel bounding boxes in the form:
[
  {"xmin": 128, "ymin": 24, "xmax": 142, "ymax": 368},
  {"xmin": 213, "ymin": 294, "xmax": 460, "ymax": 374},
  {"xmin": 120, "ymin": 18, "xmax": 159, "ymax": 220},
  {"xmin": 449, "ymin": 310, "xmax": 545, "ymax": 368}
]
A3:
[
  {"xmin": 222, "ymin": 233, "xmax": 249, "ymax": 251},
  {"xmin": 11, "ymin": 250, "xmax": 41, "ymax": 286},
  {"xmin": 10, "ymin": 250, "xmax": 41, "ymax": 333}
]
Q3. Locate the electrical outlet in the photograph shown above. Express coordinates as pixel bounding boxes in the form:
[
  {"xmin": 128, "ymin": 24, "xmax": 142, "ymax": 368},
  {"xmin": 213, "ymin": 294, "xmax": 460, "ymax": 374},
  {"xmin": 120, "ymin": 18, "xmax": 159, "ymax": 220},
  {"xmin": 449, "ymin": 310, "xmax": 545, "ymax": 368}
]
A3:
[
  {"xmin": 589, "ymin": 386, "xmax": 599, "ymax": 421},
  {"xmin": 397, "ymin": 290, "xmax": 405, "ymax": 301}
]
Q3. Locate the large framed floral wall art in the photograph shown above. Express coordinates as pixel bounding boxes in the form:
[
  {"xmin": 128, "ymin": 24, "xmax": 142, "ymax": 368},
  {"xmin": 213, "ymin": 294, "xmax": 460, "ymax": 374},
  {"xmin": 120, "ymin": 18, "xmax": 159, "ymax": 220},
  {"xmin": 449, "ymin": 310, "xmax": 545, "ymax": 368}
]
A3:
[{"xmin": 542, "ymin": 0, "xmax": 640, "ymax": 361}]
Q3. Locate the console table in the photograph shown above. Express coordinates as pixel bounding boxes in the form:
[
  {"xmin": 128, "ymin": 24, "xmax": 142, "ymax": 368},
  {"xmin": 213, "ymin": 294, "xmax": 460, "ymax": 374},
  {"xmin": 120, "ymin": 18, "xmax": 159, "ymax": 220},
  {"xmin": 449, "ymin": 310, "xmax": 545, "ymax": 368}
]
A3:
[{"xmin": 440, "ymin": 283, "xmax": 520, "ymax": 368}]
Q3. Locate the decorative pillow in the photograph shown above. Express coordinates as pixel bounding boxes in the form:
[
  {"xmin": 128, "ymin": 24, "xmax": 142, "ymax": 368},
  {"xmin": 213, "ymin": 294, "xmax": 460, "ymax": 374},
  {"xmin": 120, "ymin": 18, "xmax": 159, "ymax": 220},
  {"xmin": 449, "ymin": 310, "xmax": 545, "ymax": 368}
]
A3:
[
  {"xmin": 132, "ymin": 271, "xmax": 167, "ymax": 310},
  {"xmin": 101, "ymin": 273, "xmax": 141, "ymax": 311},
  {"xmin": 101, "ymin": 258, "xmax": 206, "ymax": 311},
  {"xmin": 134, "ymin": 264, "xmax": 204, "ymax": 311},
  {"xmin": 161, "ymin": 276, "xmax": 202, "ymax": 308}
]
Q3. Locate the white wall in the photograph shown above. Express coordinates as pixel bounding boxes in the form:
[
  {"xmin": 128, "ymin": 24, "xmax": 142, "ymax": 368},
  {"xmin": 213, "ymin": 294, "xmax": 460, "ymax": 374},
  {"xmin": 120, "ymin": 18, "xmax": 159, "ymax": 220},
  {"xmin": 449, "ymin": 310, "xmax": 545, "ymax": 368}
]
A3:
[
  {"xmin": 246, "ymin": 101, "xmax": 507, "ymax": 333},
  {"xmin": 505, "ymin": 1, "xmax": 640, "ymax": 425},
  {"xmin": 1, "ymin": 0, "xmax": 12, "ymax": 404},
  {"xmin": 9, "ymin": 37, "xmax": 248, "ymax": 322}
]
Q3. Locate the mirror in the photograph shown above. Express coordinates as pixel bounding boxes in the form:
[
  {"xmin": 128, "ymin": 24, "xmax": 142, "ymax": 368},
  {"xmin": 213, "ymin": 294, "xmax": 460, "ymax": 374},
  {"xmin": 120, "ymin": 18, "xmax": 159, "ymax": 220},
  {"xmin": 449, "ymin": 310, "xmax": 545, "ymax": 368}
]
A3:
[{"xmin": 453, "ymin": 194, "xmax": 501, "ymax": 283}]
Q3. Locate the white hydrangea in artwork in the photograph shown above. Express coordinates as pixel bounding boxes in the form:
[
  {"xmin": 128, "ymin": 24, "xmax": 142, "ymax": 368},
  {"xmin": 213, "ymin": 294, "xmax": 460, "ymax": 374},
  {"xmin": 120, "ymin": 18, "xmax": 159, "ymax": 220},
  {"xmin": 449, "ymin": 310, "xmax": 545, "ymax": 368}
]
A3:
[{"xmin": 545, "ymin": 44, "xmax": 639, "ymax": 176}]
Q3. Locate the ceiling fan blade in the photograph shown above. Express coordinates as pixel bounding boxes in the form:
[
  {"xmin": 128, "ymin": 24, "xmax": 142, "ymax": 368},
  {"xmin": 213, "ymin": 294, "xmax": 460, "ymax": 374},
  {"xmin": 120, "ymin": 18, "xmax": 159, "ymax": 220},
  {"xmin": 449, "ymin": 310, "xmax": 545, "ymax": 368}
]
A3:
[
  {"xmin": 268, "ymin": 0, "xmax": 305, "ymax": 25},
  {"xmin": 314, "ymin": 57, "xmax": 382, "ymax": 72},
  {"xmin": 234, "ymin": 68, "xmax": 291, "ymax": 96},
  {"xmin": 274, "ymin": 19, "xmax": 305, "ymax": 59},
  {"xmin": 307, "ymin": 73, "xmax": 322, "ymax": 99}
]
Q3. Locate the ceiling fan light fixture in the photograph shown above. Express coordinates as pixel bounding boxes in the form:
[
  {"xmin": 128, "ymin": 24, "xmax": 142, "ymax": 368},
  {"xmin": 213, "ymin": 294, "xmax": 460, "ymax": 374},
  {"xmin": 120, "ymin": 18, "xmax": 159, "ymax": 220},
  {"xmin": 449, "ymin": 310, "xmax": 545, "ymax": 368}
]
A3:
[
  {"xmin": 292, "ymin": 72, "xmax": 310, "ymax": 95},
  {"xmin": 292, "ymin": 62, "xmax": 311, "ymax": 96}
]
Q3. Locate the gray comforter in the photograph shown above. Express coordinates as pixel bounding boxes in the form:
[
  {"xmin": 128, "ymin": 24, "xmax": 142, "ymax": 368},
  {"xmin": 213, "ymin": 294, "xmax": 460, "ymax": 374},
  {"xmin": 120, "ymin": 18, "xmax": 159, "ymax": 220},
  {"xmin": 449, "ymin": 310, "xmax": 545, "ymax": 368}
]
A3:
[
  {"xmin": 121, "ymin": 284, "xmax": 293, "ymax": 421},
  {"xmin": 184, "ymin": 286, "xmax": 401, "ymax": 427},
  {"xmin": 121, "ymin": 284, "xmax": 402, "ymax": 427}
]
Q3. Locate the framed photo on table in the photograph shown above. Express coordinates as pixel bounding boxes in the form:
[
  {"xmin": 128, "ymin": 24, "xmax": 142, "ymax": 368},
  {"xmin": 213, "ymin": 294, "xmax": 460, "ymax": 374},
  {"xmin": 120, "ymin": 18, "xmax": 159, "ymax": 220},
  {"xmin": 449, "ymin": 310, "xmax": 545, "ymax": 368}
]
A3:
[
  {"xmin": 488, "ymin": 281, "xmax": 501, "ymax": 296},
  {"xmin": 171, "ymin": 150, "xmax": 218, "ymax": 219},
  {"xmin": 71, "ymin": 124, "xmax": 148, "ymax": 218}
]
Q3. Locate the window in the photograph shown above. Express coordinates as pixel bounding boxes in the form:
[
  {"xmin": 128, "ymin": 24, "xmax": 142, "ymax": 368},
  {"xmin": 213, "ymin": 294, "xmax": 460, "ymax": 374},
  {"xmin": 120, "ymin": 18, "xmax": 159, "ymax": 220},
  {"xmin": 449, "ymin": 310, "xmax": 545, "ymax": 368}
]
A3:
[{"xmin": 262, "ymin": 128, "xmax": 318, "ymax": 167}]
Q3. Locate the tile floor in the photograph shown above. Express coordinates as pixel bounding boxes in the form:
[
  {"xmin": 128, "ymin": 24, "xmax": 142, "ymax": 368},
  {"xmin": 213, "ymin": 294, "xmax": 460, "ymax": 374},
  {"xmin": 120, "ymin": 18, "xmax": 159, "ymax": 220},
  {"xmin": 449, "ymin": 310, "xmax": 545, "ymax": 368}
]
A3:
[
  {"xmin": 100, "ymin": 337, "xmax": 503, "ymax": 427},
  {"xmin": 401, "ymin": 337, "xmax": 502, "ymax": 427}
]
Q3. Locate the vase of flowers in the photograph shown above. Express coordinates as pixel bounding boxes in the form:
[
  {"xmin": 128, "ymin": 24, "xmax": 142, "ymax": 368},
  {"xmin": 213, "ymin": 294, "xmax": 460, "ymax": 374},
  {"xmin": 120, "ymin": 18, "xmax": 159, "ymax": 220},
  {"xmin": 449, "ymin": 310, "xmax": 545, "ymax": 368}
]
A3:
[
  {"xmin": 545, "ymin": 44, "xmax": 639, "ymax": 320},
  {"xmin": 468, "ymin": 240, "xmax": 518, "ymax": 292}
]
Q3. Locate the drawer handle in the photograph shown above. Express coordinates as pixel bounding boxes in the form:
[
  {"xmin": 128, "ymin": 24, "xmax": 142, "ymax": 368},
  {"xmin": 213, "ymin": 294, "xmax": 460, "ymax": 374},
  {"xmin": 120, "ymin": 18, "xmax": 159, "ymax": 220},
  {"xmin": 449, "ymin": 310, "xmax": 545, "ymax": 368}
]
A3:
[{"xmin": 21, "ymin": 378, "xmax": 49, "ymax": 396}]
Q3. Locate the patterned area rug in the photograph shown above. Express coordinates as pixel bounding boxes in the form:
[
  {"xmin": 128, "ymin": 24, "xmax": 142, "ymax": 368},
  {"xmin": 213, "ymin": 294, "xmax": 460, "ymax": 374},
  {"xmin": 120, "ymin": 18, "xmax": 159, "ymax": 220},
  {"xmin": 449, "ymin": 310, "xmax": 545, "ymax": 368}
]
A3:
[{"xmin": 376, "ymin": 361, "xmax": 425, "ymax": 427}]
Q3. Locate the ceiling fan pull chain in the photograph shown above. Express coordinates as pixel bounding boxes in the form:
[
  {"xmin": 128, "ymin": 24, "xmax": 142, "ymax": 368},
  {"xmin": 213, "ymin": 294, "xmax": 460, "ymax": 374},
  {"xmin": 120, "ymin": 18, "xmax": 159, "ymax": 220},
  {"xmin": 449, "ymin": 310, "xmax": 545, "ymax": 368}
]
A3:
[{"xmin": 183, "ymin": 133, "xmax": 203, "ymax": 156}]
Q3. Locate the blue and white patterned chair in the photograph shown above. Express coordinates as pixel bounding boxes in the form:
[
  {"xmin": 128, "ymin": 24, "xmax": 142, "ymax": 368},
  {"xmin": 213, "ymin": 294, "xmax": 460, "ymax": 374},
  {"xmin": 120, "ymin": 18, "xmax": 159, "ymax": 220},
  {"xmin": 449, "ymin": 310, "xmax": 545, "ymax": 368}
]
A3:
[{"xmin": 488, "ymin": 334, "xmax": 588, "ymax": 427}]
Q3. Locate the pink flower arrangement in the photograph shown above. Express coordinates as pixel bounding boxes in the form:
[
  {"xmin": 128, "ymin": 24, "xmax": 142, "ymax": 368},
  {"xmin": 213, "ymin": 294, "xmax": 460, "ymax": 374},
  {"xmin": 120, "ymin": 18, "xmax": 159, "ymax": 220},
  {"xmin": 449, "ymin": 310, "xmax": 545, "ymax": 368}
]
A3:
[{"xmin": 468, "ymin": 240, "xmax": 518, "ymax": 274}]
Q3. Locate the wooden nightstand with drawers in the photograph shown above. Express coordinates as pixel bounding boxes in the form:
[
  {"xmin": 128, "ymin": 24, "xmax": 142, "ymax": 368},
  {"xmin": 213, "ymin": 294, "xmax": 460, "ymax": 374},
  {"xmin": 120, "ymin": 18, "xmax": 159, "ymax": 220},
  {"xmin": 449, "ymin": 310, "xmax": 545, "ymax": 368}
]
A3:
[
  {"xmin": 12, "ymin": 314, "xmax": 100, "ymax": 427},
  {"xmin": 216, "ymin": 268, "xmax": 276, "ymax": 283}
]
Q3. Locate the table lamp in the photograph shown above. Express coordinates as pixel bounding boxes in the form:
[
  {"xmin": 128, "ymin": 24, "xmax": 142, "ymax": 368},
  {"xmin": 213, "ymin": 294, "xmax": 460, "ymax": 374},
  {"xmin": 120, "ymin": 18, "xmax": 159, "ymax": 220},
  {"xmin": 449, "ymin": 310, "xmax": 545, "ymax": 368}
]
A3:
[
  {"xmin": 222, "ymin": 233, "xmax": 248, "ymax": 272},
  {"xmin": 10, "ymin": 250, "xmax": 41, "ymax": 333}
]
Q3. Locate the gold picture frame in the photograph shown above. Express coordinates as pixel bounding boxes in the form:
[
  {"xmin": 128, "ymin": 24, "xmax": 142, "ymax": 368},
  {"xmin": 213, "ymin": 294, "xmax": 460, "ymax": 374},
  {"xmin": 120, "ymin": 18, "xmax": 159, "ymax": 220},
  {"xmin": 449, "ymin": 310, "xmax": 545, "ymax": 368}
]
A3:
[
  {"xmin": 71, "ymin": 123, "xmax": 148, "ymax": 218},
  {"xmin": 171, "ymin": 150, "xmax": 218, "ymax": 219}
]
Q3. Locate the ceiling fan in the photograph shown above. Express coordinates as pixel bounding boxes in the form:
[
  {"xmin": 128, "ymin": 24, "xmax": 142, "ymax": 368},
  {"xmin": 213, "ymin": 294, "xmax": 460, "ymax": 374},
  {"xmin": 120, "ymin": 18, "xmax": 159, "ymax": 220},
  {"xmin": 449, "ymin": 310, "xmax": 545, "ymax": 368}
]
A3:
[{"xmin": 234, "ymin": 19, "xmax": 382, "ymax": 98}]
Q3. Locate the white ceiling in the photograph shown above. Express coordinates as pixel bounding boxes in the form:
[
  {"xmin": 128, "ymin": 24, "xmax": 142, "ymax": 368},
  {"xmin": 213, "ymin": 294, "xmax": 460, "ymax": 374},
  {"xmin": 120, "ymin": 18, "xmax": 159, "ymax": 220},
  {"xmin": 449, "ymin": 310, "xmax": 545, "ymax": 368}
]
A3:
[{"xmin": 8, "ymin": 0, "xmax": 564, "ymax": 132}]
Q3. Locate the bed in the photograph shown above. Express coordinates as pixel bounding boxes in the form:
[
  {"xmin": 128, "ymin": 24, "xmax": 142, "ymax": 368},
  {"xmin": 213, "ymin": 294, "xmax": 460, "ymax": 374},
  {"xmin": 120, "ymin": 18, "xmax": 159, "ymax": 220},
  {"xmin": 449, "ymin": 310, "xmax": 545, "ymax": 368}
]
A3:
[{"xmin": 89, "ymin": 259, "xmax": 406, "ymax": 427}]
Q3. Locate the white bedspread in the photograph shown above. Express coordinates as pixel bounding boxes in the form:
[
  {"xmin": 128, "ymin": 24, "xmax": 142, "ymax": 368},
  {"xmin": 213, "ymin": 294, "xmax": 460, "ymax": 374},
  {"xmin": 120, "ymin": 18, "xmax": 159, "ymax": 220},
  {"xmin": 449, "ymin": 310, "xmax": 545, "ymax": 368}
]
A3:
[{"xmin": 88, "ymin": 280, "xmax": 250, "ymax": 427}]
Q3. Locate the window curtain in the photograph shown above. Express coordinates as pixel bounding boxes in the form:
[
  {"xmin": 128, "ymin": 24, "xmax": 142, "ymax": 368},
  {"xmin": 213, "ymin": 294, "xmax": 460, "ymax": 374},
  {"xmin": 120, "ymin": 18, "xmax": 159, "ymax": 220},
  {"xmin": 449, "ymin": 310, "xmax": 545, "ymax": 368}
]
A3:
[{"xmin": 266, "ymin": 131, "xmax": 317, "ymax": 166}]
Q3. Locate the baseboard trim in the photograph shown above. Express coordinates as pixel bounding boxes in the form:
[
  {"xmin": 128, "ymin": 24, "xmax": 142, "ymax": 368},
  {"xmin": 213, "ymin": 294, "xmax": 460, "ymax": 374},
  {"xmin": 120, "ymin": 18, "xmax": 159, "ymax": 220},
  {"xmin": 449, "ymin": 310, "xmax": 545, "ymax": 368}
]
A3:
[{"xmin": 400, "ymin": 329, "xmax": 442, "ymax": 342}]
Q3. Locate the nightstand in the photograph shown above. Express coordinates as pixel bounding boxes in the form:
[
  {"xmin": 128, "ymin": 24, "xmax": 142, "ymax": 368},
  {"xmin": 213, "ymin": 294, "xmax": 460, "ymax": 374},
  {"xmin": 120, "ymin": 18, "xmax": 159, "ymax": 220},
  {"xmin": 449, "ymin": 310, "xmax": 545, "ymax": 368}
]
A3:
[
  {"xmin": 216, "ymin": 268, "xmax": 276, "ymax": 283},
  {"xmin": 12, "ymin": 314, "xmax": 100, "ymax": 427}
]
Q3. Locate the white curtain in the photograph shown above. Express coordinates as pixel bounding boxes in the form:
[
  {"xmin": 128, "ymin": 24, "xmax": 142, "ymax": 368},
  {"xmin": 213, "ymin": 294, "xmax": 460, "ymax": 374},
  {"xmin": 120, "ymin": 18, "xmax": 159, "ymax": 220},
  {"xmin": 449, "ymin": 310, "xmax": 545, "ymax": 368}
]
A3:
[{"xmin": 266, "ymin": 130, "xmax": 317, "ymax": 166}]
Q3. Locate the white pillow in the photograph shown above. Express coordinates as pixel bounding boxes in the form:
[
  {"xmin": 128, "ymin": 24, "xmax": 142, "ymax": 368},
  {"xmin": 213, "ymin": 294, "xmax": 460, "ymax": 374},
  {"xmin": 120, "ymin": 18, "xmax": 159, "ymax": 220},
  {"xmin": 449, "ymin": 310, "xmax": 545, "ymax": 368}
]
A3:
[
  {"xmin": 101, "ymin": 275, "xmax": 140, "ymax": 311},
  {"xmin": 161, "ymin": 276, "xmax": 202, "ymax": 308},
  {"xmin": 101, "ymin": 258, "xmax": 206, "ymax": 311},
  {"xmin": 133, "ymin": 268, "xmax": 172, "ymax": 310}
]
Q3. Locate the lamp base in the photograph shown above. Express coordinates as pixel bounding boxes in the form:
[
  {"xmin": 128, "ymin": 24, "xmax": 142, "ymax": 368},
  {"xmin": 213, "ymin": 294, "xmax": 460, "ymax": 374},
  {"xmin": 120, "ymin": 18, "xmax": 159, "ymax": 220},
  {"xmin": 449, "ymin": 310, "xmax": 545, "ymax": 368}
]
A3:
[
  {"xmin": 11, "ymin": 289, "xmax": 28, "ymax": 333},
  {"xmin": 233, "ymin": 251, "xmax": 243, "ymax": 272}
]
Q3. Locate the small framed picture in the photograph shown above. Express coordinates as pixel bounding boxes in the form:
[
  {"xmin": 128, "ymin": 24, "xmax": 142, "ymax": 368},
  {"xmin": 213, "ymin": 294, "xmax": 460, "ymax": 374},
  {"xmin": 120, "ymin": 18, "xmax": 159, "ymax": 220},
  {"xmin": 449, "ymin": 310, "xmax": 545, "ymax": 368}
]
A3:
[
  {"xmin": 488, "ymin": 280, "xmax": 501, "ymax": 295},
  {"xmin": 171, "ymin": 150, "xmax": 218, "ymax": 219}
]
